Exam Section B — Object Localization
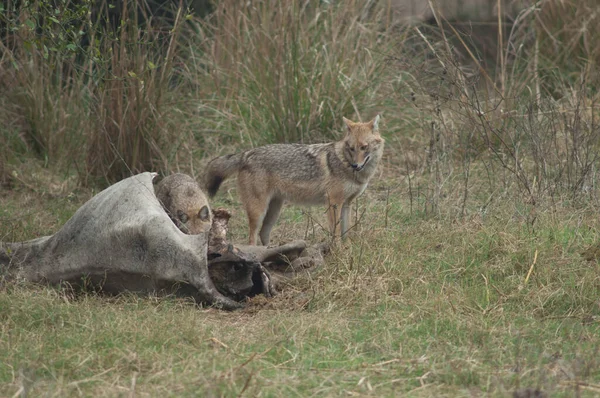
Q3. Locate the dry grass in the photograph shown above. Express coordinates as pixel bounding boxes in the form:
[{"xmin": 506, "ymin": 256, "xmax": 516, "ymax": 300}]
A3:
[
  {"xmin": 185, "ymin": 0, "xmax": 396, "ymax": 145},
  {"xmin": 0, "ymin": 0, "xmax": 196, "ymax": 184},
  {"xmin": 2, "ymin": 167, "xmax": 600, "ymax": 396}
]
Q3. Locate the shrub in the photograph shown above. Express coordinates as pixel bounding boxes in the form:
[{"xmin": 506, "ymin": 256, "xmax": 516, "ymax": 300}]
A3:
[{"xmin": 0, "ymin": 0, "xmax": 190, "ymax": 184}]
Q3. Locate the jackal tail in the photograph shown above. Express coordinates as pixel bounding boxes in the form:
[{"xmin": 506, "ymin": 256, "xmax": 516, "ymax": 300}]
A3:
[{"xmin": 205, "ymin": 153, "xmax": 244, "ymax": 197}]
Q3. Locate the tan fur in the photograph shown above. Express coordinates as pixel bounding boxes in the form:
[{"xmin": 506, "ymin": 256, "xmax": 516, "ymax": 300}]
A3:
[
  {"xmin": 155, "ymin": 173, "xmax": 212, "ymax": 235},
  {"xmin": 205, "ymin": 116, "xmax": 384, "ymax": 245}
]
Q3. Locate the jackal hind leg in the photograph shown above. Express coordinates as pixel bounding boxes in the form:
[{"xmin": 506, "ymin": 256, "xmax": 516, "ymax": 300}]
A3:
[
  {"xmin": 238, "ymin": 172, "xmax": 271, "ymax": 246},
  {"xmin": 241, "ymin": 193, "xmax": 272, "ymax": 246},
  {"xmin": 259, "ymin": 197, "xmax": 283, "ymax": 246},
  {"xmin": 245, "ymin": 202, "xmax": 269, "ymax": 245}
]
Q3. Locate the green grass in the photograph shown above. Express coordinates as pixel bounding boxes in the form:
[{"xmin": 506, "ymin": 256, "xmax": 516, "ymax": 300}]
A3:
[{"xmin": 2, "ymin": 172, "xmax": 600, "ymax": 396}]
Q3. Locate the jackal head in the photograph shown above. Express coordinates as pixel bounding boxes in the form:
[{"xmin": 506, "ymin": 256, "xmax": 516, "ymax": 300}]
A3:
[
  {"xmin": 342, "ymin": 115, "xmax": 383, "ymax": 172},
  {"xmin": 155, "ymin": 174, "xmax": 213, "ymax": 235}
]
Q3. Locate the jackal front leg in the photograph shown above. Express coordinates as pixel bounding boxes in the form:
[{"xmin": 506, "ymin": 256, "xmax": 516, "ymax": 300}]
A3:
[
  {"xmin": 326, "ymin": 191, "xmax": 345, "ymax": 241},
  {"xmin": 340, "ymin": 193, "xmax": 358, "ymax": 239},
  {"xmin": 340, "ymin": 203, "xmax": 350, "ymax": 238}
]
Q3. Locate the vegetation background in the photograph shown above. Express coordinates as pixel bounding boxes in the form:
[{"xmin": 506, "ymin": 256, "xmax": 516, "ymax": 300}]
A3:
[{"xmin": 1, "ymin": 0, "xmax": 600, "ymax": 396}]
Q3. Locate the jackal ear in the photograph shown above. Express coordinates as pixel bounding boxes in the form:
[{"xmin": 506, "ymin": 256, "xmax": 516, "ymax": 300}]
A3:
[
  {"xmin": 371, "ymin": 115, "xmax": 380, "ymax": 133},
  {"xmin": 342, "ymin": 117, "xmax": 353, "ymax": 134},
  {"xmin": 199, "ymin": 205, "xmax": 210, "ymax": 221}
]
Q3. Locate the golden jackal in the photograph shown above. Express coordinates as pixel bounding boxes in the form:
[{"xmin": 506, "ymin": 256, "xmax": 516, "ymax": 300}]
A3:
[{"xmin": 205, "ymin": 116, "xmax": 384, "ymax": 245}]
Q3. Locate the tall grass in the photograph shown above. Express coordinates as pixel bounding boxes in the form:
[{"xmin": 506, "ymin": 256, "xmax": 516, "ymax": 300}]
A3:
[
  {"xmin": 0, "ymin": 0, "xmax": 396, "ymax": 184},
  {"xmin": 186, "ymin": 0, "xmax": 396, "ymax": 145},
  {"xmin": 84, "ymin": 1, "xmax": 187, "ymax": 184},
  {"xmin": 0, "ymin": 0, "xmax": 92, "ymax": 168},
  {"xmin": 1, "ymin": 0, "xmax": 599, "ymax": 196},
  {"xmin": 384, "ymin": 0, "xmax": 600, "ymax": 219},
  {"xmin": 0, "ymin": 0, "xmax": 191, "ymax": 184}
]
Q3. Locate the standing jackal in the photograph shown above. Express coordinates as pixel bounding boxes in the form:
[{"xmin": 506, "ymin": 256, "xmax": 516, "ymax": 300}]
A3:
[{"xmin": 205, "ymin": 116, "xmax": 384, "ymax": 245}]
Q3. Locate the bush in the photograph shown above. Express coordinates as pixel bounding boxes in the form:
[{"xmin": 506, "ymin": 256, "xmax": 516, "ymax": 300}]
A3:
[
  {"xmin": 0, "ymin": 0, "xmax": 190, "ymax": 184},
  {"xmin": 383, "ymin": 0, "xmax": 600, "ymax": 218}
]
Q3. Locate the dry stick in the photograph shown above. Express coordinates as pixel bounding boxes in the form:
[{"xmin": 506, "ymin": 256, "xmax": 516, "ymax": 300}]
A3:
[
  {"xmin": 406, "ymin": 158, "xmax": 413, "ymax": 216},
  {"xmin": 471, "ymin": 89, "xmax": 534, "ymax": 198},
  {"xmin": 160, "ymin": 3, "xmax": 183, "ymax": 87},
  {"xmin": 413, "ymin": 27, "xmax": 444, "ymax": 71},
  {"xmin": 497, "ymin": 0, "xmax": 505, "ymax": 97},
  {"xmin": 559, "ymin": 381, "xmax": 600, "ymax": 393},
  {"xmin": 445, "ymin": 19, "xmax": 501, "ymax": 97},
  {"xmin": 304, "ymin": 210, "xmax": 311, "ymax": 240},
  {"xmin": 232, "ymin": 345, "xmax": 277, "ymax": 375},
  {"xmin": 534, "ymin": 27, "xmax": 541, "ymax": 122},
  {"xmin": 129, "ymin": 372, "xmax": 137, "ymax": 398},
  {"xmin": 350, "ymin": 205, "xmax": 369, "ymax": 235},
  {"xmin": 302, "ymin": 209, "xmax": 328, "ymax": 240},
  {"xmin": 461, "ymin": 153, "xmax": 471, "ymax": 220},
  {"xmin": 428, "ymin": 122, "xmax": 441, "ymax": 216},
  {"xmin": 384, "ymin": 187, "xmax": 390, "ymax": 229},
  {"xmin": 426, "ymin": 0, "xmax": 448, "ymax": 61},
  {"xmin": 330, "ymin": 203, "xmax": 338, "ymax": 246},
  {"xmin": 425, "ymin": 0, "xmax": 471, "ymax": 100},
  {"xmin": 11, "ymin": 386, "xmax": 25, "ymax": 398},
  {"xmin": 371, "ymin": 358, "xmax": 401, "ymax": 367},
  {"xmin": 208, "ymin": 337, "xmax": 229, "ymax": 349},
  {"xmin": 354, "ymin": 195, "xmax": 359, "ymax": 235},
  {"xmin": 237, "ymin": 372, "xmax": 254, "ymax": 398},
  {"xmin": 524, "ymin": 249, "xmax": 538, "ymax": 285},
  {"xmin": 482, "ymin": 273, "xmax": 490, "ymax": 308}
]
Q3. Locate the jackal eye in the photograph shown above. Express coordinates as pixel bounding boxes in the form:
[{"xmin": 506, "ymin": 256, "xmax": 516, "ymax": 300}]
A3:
[
  {"xmin": 177, "ymin": 210, "xmax": 189, "ymax": 224},
  {"xmin": 360, "ymin": 145, "xmax": 368, "ymax": 151},
  {"xmin": 347, "ymin": 146, "xmax": 355, "ymax": 153},
  {"xmin": 198, "ymin": 206, "xmax": 210, "ymax": 221}
]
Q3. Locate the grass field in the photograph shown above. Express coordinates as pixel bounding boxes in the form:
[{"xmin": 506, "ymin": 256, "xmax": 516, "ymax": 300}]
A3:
[
  {"xmin": 2, "ymin": 166, "xmax": 600, "ymax": 396},
  {"xmin": 2, "ymin": 0, "xmax": 600, "ymax": 396}
]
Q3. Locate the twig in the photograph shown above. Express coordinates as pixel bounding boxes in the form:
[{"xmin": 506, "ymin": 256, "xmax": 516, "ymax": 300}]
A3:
[
  {"xmin": 208, "ymin": 337, "xmax": 229, "ymax": 349},
  {"xmin": 237, "ymin": 372, "xmax": 254, "ymax": 397},
  {"xmin": 497, "ymin": 0, "xmax": 505, "ymax": 96},
  {"xmin": 524, "ymin": 249, "xmax": 538, "ymax": 285}
]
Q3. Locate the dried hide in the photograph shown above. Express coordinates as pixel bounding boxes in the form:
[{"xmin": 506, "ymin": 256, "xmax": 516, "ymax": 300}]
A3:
[{"xmin": 0, "ymin": 173, "xmax": 327, "ymax": 310}]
